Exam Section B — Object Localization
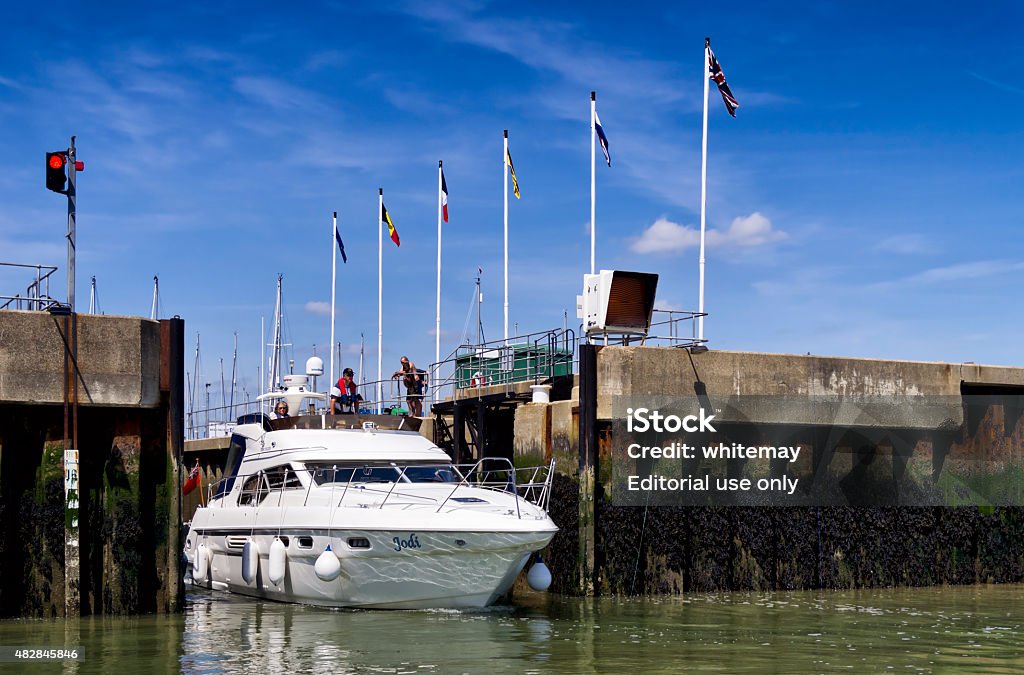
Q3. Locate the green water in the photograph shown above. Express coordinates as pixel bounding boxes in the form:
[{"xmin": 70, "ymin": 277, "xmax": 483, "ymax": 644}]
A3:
[{"xmin": 2, "ymin": 585, "xmax": 1023, "ymax": 673}]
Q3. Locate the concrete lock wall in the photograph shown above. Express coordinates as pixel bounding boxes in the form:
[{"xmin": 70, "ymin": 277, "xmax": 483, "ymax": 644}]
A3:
[
  {"xmin": 513, "ymin": 346, "xmax": 1024, "ymax": 596},
  {"xmin": 0, "ymin": 311, "xmax": 182, "ymax": 618},
  {"xmin": 0, "ymin": 310, "xmax": 161, "ymax": 407}
]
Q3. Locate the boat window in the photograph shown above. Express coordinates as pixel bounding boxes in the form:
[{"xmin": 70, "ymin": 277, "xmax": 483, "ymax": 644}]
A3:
[
  {"xmin": 307, "ymin": 464, "xmax": 402, "ymax": 485},
  {"xmin": 238, "ymin": 473, "xmax": 270, "ymax": 506},
  {"xmin": 265, "ymin": 465, "xmax": 303, "ymax": 490},
  {"xmin": 402, "ymin": 465, "xmax": 459, "ymax": 483},
  {"xmin": 217, "ymin": 434, "xmax": 248, "ymax": 498}
]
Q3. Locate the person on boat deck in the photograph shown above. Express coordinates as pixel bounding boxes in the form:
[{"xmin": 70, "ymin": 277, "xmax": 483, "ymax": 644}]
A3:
[
  {"xmin": 392, "ymin": 356, "xmax": 425, "ymax": 417},
  {"xmin": 273, "ymin": 401, "xmax": 290, "ymax": 418},
  {"xmin": 332, "ymin": 368, "xmax": 359, "ymax": 413}
]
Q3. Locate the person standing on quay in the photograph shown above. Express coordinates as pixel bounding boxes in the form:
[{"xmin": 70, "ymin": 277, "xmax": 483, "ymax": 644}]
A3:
[{"xmin": 392, "ymin": 356, "xmax": 424, "ymax": 417}]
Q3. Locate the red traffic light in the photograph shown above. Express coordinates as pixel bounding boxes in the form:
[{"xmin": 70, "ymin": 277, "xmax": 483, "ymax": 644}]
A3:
[
  {"xmin": 46, "ymin": 151, "xmax": 67, "ymax": 192},
  {"xmin": 74, "ymin": 161, "xmax": 84, "ymax": 171}
]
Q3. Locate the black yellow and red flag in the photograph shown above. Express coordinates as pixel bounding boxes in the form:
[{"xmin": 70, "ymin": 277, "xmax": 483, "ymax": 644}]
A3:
[{"xmin": 382, "ymin": 202, "xmax": 400, "ymax": 246}]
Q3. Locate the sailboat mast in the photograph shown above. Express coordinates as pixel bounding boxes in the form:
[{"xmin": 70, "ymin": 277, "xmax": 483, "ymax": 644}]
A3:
[
  {"xmin": 358, "ymin": 333, "xmax": 365, "ymax": 393},
  {"xmin": 150, "ymin": 275, "xmax": 159, "ymax": 320},
  {"xmin": 229, "ymin": 332, "xmax": 237, "ymax": 420},
  {"xmin": 190, "ymin": 333, "xmax": 200, "ymax": 423},
  {"xmin": 268, "ymin": 274, "xmax": 283, "ymax": 391},
  {"xmin": 476, "ymin": 271, "xmax": 483, "ymax": 346}
]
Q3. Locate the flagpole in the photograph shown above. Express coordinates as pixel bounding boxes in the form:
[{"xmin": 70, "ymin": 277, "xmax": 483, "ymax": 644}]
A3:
[
  {"xmin": 503, "ymin": 129, "xmax": 509, "ymax": 345},
  {"xmin": 590, "ymin": 91, "xmax": 596, "ymax": 275},
  {"xmin": 698, "ymin": 38, "xmax": 710, "ymax": 344},
  {"xmin": 330, "ymin": 211, "xmax": 338, "ymax": 392},
  {"xmin": 435, "ymin": 160, "xmax": 443, "ymax": 402},
  {"xmin": 377, "ymin": 188, "xmax": 383, "ymax": 414}
]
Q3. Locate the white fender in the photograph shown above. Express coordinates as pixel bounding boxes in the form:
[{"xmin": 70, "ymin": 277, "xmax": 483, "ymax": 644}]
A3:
[
  {"xmin": 242, "ymin": 538, "xmax": 258, "ymax": 584},
  {"xmin": 268, "ymin": 537, "xmax": 287, "ymax": 585},
  {"xmin": 527, "ymin": 558, "xmax": 552, "ymax": 591},
  {"xmin": 193, "ymin": 543, "xmax": 209, "ymax": 584},
  {"xmin": 314, "ymin": 544, "xmax": 342, "ymax": 582}
]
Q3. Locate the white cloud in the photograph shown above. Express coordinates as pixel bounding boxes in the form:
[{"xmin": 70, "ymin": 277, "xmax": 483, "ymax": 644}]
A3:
[
  {"xmin": 232, "ymin": 76, "xmax": 328, "ymax": 113},
  {"xmin": 399, "ymin": 5, "xmax": 689, "ymax": 110},
  {"xmin": 874, "ymin": 233, "xmax": 938, "ymax": 255},
  {"xmin": 632, "ymin": 212, "xmax": 786, "ymax": 254},
  {"xmin": 905, "ymin": 260, "xmax": 1024, "ymax": 285},
  {"xmin": 862, "ymin": 260, "xmax": 1024, "ymax": 293},
  {"xmin": 304, "ymin": 301, "xmax": 332, "ymax": 316},
  {"xmin": 632, "ymin": 217, "xmax": 699, "ymax": 253},
  {"xmin": 653, "ymin": 298, "xmax": 686, "ymax": 312},
  {"xmin": 715, "ymin": 213, "xmax": 788, "ymax": 248}
]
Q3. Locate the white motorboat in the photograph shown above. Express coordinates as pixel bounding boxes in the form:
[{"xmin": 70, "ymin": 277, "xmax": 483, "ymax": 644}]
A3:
[{"xmin": 183, "ymin": 413, "xmax": 558, "ymax": 609}]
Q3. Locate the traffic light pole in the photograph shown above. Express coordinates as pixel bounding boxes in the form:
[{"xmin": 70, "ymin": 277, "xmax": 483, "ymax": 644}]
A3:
[
  {"xmin": 63, "ymin": 135, "xmax": 81, "ymax": 617},
  {"xmin": 67, "ymin": 135, "xmax": 77, "ymax": 312}
]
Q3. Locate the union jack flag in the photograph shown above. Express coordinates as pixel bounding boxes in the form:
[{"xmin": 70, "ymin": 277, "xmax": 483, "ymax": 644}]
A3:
[{"xmin": 707, "ymin": 39, "xmax": 739, "ymax": 117}]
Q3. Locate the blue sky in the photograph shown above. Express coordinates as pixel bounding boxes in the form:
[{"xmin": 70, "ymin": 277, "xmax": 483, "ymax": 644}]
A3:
[{"xmin": 2, "ymin": 1, "xmax": 1023, "ymax": 404}]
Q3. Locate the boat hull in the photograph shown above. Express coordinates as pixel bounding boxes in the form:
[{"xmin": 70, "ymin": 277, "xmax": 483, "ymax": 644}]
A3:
[{"xmin": 186, "ymin": 527, "xmax": 555, "ymax": 609}]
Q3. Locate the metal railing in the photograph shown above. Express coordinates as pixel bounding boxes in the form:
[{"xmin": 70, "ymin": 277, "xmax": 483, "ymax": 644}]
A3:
[
  {"xmin": 185, "ymin": 379, "xmax": 414, "ymax": 440},
  {"xmin": 579, "ymin": 309, "xmax": 707, "ymax": 349},
  {"xmin": 201, "ymin": 459, "xmax": 555, "ymax": 519},
  {"xmin": 0, "ymin": 262, "xmax": 60, "ymax": 311},
  {"xmin": 184, "ymin": 312, "xmax": 706, "ymax": 438},
  {"xmin": 437, "ymin": 458, "xmax": 555, "ymax": 516},
  {"xmin": 427, "ymin": 327, "xmax": 577, "ymax": 403}
]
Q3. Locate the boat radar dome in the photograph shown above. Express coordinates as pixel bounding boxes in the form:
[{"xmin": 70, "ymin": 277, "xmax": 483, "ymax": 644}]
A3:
[{"xmin": 305, "ymin": 356, "xmax": 324, "ymax": 377}]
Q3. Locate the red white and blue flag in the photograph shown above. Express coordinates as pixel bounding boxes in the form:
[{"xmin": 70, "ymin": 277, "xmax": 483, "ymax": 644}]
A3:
[
  {"xmin": 441, "ymin": 169, "xmax": 449, "ymax": 222},
  {"xmin": 594, "ymin": 110, "xmax": 611, "ymax": 167},
  {"xmin": 707, "ymin": 39, "xmax": 739, "ymax": 117},
  {"xmin": 182, "ymin": 460, "xmax": 200, "ymax": 495}
]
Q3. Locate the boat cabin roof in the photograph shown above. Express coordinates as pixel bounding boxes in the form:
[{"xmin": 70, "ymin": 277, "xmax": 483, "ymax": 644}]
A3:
[{"xmin": 231, "ymin": 413, "xmax": 449, "ymax": 464}]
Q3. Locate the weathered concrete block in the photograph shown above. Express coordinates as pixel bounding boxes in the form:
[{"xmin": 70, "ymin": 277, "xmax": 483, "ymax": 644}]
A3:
[
  {"xmin": 417, "ymin": 416, "xmax": 434, "ymax": 442},
  {"xmin": 514, "ymin": 403, "xmax": 550, "ymax": 465},
  {"xmin": 0, "ymin": 311, "xmax": 160, "ymax": 407},
  {"xmin": 551, "ymin": 400, "xmax": 578, "ymax": 474},
  {"xmin": 597, "ymin": 347, "xmax": 1024, "ymax": 429}
]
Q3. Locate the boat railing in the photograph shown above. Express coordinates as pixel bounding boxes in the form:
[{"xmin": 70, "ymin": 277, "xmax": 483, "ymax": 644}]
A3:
[
  {"xmin": 203, "ymin": 459, "xmax": 555, "ymax": 518},
  {"xmin": 186, "ymin": 380, "xmax": 414, "ymax": 439},
  {"xmin": 437, "ymin": 457, "xmax": 555, "ymax": 517}
]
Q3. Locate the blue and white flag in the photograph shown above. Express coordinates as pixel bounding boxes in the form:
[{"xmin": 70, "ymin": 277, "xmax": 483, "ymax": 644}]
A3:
[{"xmin": 594, "ymin": 110, "xmax": 611, "ymax": 167}]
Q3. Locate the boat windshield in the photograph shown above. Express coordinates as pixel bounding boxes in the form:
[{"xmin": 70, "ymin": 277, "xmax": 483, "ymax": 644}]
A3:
[
  {"xmin": 306, "ymin": 463, "xmax": 459, "ymax": 485},
  {"xmin": 402, "ymin": 465, "xmax": 459, "ymax": 483}
]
